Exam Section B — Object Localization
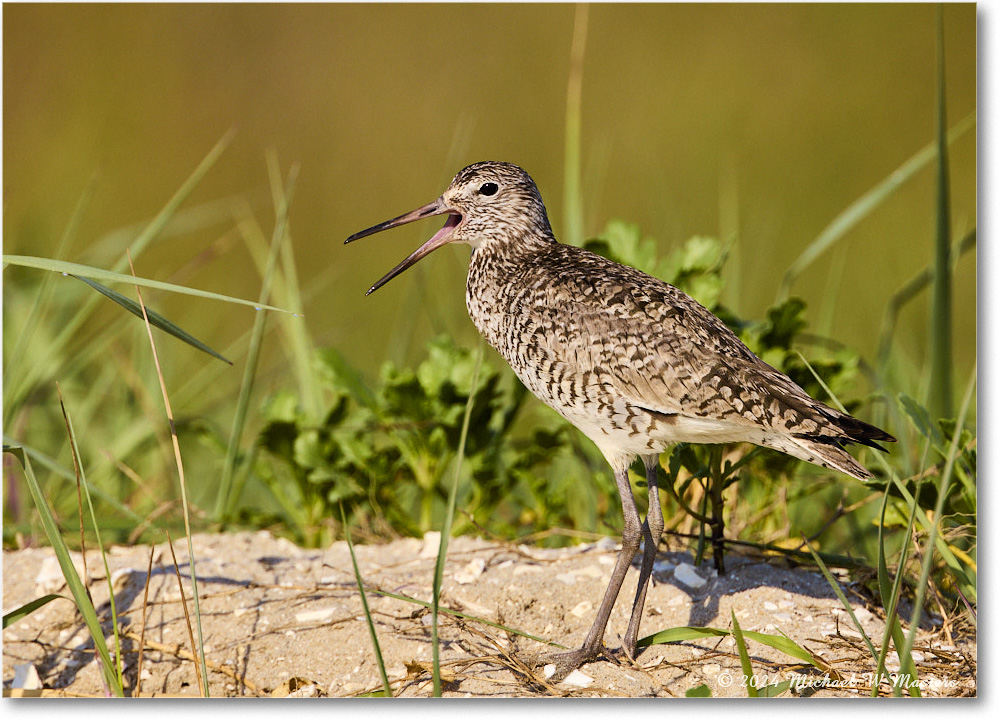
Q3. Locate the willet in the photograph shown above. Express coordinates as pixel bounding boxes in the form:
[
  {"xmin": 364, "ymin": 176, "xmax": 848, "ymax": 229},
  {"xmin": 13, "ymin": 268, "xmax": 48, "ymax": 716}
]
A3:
[{"xmin": 345, "ymin": 161, "xmax": 894, "ymax": 674}]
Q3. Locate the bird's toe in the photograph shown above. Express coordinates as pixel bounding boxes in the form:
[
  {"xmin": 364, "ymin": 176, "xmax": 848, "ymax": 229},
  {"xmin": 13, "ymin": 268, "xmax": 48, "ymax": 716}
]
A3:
[{"xmin": 525, "ymin": 646, "xmax": 604, "ymax": 682}]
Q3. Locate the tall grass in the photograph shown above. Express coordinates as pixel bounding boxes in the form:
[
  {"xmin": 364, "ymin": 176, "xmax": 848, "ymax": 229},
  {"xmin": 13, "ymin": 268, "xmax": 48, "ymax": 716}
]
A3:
[
  {"xmin": 56, "ymin": 385, "xmax": 125, "ymax": 694},
  {"xmin": 4, "ymin": 446, "xmax": 124, "ymax": 696},
  {"xmin": 563, "ymin": 2, "xmax": 588, "ymax": 247},
  {"xmin": 928, "ymin": 4, "xmax": 954, "ymax": 420},
  {"xmin": 776, "ymin": 114, "xmax": 974, "ymax": 307},
  {"xmin": 3, "ymin": 130, "xmax": 295, "ymax": 549},
  {"xmin": 214, "ymin": 157, "xmax": 300, "ymax": 523},
  {"xmin": 3, "ymin": 137, "xmax": 299, "ymax": 696},
  {"xmin": 129, "ymin": 249, "xmax": 210, "ymax": 695},
  {"xmin": 430, "ymin": 339, "xmax": 485, "ymax": 696},
  {"xmin": 3, "ymin": 129, "xmax": 237, "ymax": 424}
]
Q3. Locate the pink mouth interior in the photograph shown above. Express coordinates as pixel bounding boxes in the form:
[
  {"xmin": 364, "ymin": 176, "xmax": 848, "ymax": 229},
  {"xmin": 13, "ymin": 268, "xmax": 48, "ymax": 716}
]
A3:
[{"xmin": 426, "ymin": 213, "xmax": 461, "ymax": 246}]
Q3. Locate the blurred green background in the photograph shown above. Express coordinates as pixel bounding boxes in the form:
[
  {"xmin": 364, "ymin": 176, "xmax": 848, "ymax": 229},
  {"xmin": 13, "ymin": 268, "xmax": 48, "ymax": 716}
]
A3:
[
  {"xmin": 3, "ymin": 4, "xmax": 977, "ymax": 544},
  {"xmin": 5, "ymin": 2, "xmax": 976, "ymax": 370}
]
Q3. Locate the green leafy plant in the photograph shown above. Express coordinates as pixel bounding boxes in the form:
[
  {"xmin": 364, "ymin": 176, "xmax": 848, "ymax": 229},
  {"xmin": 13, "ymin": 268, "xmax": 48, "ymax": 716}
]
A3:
[{"xmin": 255, "ymin": 332, "xmax": 616, "ymax": 546}]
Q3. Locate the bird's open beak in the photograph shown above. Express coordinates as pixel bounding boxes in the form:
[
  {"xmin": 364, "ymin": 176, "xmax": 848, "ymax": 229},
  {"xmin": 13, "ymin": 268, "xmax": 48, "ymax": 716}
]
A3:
[{"xmin": 345, "ymin": 197, "xmax": 461, "ymax": 296}]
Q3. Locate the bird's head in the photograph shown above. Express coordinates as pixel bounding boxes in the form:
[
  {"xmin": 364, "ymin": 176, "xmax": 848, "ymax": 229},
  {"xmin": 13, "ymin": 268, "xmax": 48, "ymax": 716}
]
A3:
[{"xmin": 345, "ymin": 161, "xmax": 552, "ymax": 295}]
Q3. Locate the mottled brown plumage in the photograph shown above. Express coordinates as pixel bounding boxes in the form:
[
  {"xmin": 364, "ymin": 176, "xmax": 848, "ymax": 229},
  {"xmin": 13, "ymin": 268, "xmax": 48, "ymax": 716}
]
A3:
[{"xmin": 346, "ymin": 161, "xmax": 894, "ymax": 675}]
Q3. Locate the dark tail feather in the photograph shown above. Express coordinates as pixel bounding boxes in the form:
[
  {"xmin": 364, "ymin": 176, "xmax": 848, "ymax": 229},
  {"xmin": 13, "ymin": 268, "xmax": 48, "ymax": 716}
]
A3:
[
  {"xmin": 773, "ymin": 408, "xmax": 896, "ymax": 481},
  {"xmin": 818, "ymin": 407, "xmax": 896, "ymax": 450}
]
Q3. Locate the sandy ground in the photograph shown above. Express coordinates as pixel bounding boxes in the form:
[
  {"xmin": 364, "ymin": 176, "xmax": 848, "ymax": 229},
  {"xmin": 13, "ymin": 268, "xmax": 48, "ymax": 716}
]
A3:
[{"xmin": 2, "ymin": 530, "xmax": 975, "ymax": 698}]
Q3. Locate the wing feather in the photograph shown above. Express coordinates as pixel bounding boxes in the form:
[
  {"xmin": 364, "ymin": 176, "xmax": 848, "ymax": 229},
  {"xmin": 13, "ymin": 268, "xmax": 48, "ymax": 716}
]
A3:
[{"xmin": 531, "ymin": 249, "xmax": 885, "ymax": 446}]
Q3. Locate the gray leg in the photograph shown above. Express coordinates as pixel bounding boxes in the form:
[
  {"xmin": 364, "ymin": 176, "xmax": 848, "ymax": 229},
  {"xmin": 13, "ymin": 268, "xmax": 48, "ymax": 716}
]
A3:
[
  {"xmin": 623, "ymin": 454, "xmax": 664, "ymax": 657},
  {"xmin": 546, "ymin": 465, "xmax": 642, "ymax": 675}
]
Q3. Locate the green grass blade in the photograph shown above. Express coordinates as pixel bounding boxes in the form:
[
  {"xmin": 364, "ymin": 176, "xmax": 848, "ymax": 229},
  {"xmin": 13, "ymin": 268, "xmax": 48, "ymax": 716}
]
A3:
[
  {"xmin": 900, "ymin": 362, "xmax": 976, "ymax": 678},
  {"xmin": 4, "ymin": 172, "xmax": 98, "ymax": 413},
  {"xmin": 739, "ymin": 630, "xmax": 825, "ymax": 671},
  {"xmin": 4, "ymin": 446, "xmax": 124, "ymax": 697},
  {"xmin": 640, "ymin": 624, "xmax": 729, "ymax": 645},
  {"xmin": 778, "ymin": 111, "xmax": 975, "ymax": 301},
  {"xmin": 340, "ymin": 505, "xmax": 392, "ymax": 697},
  {"xmin": 3, "ymin": 131, "xmax": 239, "ymax": 423},
  {"xmin": 119, "ymin": 128, "xmax": 236, "ymax": 265},
  {"xmin": 3, "ymin": 594, "xmax": 68, "ymax": 630},
  {"xmin": 14, "ymin": 131, "xmax": 235, "ymax": 387},
  {"xmin": 1, "ymin": 435, "xmax": 146, "ymax": 524},
  {"xmin": 929, "ymin": 4, "xmax": 953, "ymax": 419},
  {"xmin": 731, "ymin": 610, "xmax": 757, "ymax": 697},
  {"xmin": 876, "ymin": 229, "xmax": 975, "ymax": 370},
  {"xmin": 264, "ymin": 154, "xmax": 321, "ymax": 423},
  {"xmin": 2, "ymin": 255, "xmax": 292, "ymax": 314},
  {"xmin": 232, "ymin": 180, "xmax": 321, "ymax": 424},
  {"xmin": 759, "ymin": 680, "xmax": 793, "ymax": 697},
  {"xmin": 70, "ymin": 275, "xmax": 231, "ymax": 364},
  {"xmin": 641, "ymin": 624, "xmax": 827, "ymax": 673},
  {"xmin": 874, "ymin": 480, "xmax": 922, "ymax": 698},
  {"xmin": 57, "ymin": 387, "xmax": 125, "ymax": 693},
  {"xmin": 3, "ymin": 131, "xmax": 238, "ymax": 425},
  {"xmin": 563, "ymin": 2, "xmax": 588, "ymax": 246},
  {"xmin": 802, "ymin": 537, "xmax": 879, "ymax": 662},
  {"xmin": 215, "ymin": 160, "xmax": 299, "ymax": 521},
  {"xmin": 431, "ymin": 339, "xmax": 485, "ymax": 696}
]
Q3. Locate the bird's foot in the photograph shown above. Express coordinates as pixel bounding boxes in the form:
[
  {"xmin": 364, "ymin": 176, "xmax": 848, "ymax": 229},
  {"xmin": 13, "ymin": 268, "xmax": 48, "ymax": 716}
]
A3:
[
  {"xmin": 526, "ymin": 646, "xmax": 604, "ymax": 682},
  {"xmin": 524, "ymin": 641, "xmax": 645, "ymax": 683}
]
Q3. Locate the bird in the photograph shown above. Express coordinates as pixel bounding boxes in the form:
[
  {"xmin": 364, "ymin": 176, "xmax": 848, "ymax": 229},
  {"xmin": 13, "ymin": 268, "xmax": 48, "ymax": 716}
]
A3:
[{"xmin": 345, "ymin": 161, "xmax": 895, "ymax": 675}]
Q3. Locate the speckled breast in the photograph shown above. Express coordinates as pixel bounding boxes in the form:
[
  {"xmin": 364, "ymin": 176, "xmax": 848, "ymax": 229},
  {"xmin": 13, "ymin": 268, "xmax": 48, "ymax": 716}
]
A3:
[{"xmin": 465, "ymin": 245, "xmax": 670, "ymax": 461}]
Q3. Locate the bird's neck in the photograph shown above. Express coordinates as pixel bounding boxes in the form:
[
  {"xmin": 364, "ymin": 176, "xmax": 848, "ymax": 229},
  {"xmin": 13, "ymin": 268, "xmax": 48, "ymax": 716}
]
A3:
[
  {"xmin": 469, "ymin": 225, "xmax": 556, "ymax": 262},
  {"xmin": 466, "ymin": 229, "xmax": 556, "ymax": 326}
]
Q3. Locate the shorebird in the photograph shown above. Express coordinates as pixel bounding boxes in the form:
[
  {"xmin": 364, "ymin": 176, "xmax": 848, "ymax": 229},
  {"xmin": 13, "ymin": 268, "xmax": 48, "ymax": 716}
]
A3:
[{"xmin": 345, "ymin": 161, "xmax": 895, "ymax": 674}]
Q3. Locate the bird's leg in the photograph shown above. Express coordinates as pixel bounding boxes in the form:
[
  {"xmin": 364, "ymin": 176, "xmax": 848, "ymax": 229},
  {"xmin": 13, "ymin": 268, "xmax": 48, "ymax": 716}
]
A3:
[
  {"xmin": 622, "ymin": 454, "xmax": 664, "ymax": 658},
  {"xmin": 543, "ymin": 465, "xmax": 642, "ymax": 678}
]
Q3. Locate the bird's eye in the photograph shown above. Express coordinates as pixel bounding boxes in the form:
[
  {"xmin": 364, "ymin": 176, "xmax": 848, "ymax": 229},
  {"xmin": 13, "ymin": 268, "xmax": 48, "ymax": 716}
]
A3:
[{"xmin": 478, "ymin": 182, "xmax": 499, "ymax": 196}]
